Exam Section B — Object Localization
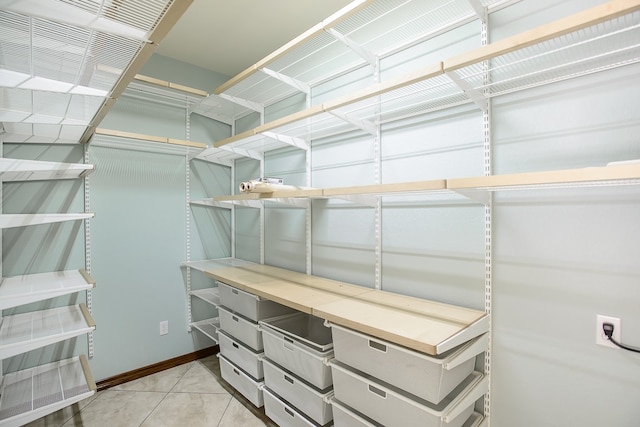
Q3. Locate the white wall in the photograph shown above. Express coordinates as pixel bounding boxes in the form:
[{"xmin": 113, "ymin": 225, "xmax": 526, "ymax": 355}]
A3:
[{"xmin": 232, "ymin": 1, "xmax": 640, "ymax": 426}]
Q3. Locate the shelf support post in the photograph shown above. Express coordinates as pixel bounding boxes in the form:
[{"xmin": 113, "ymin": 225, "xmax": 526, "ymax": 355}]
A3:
[
  {"xmin": 83, "ymin": 142, "xmax": 94, "ymax": 358},
  {"xmin": 479, "ymin": 7, "xmax": 493, "ymax": 426}
]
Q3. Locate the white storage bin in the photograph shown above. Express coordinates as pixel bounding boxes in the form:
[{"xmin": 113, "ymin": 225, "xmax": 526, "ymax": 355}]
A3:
[
  {"xmin": 260, "ymin": 313, "xmax": 334, "ymax": 390},
  {"xmin": 331, "ymin": 400, "xmax": 484, "ymax": 427},
  {"xmin": 264, "ymin": 388, "xmax": 332, "ymax": 427},
  {"xmin": 219, "ymin": 355, "xmax": 264, "ymax": 408},
  {"xmin": 331, "ymin": 324, "xmax": 488, "ymax": 404},
  {"xmin": 330, "ymin": 399, "xmax": 380, "ymax": 427},
  {"xmin": 218, "ymin": 305, "xmax": 263, "ymax": 351},
  {"xmin": 330, "ymin": 361, "xmax": 487, "ymax": 427},
  {"xmin": 218, "ymin": 281, "xmax": 295, "ymax": 321},
  {"xmin": 218, "ymin": 330, "xmax": 264, "ymax": 380},
  {"xmin": 263, "ymin": 358, "xmax": 333, "ymax": 425}
]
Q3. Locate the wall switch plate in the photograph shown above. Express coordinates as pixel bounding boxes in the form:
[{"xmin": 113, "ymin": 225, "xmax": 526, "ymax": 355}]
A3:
[
  {"xmin": 160, "ymin": 320, "xmax": 169, "ymax": 336},
  {"xmin": 596, "ymin": 314, "xmax": 620, "ymax": 349}
]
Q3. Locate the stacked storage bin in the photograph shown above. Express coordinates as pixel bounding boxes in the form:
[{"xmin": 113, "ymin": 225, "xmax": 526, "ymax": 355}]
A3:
[
  {"xmin": 329, "ymin": 324, "xmax": 489, "ymax": 427},
  {"xmin": 260, "ymin": 313, "xmax": 335, "ymax": 427},
  {"xmin": 217, "ymin": 281, "xmax": 295, "ymax": 407}
]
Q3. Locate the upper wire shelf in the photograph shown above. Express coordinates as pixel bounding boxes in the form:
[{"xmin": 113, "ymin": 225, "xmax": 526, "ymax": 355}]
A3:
[
  {"xmin": 212, "ymin": 0, "xmax": 514, "ymax": 108},
  {"xmin": 0, "ymin": 0, "xmax": 187, "ymax": 144},
  {"xmin": 212, "ymin": 1, "xmax": 640, "ymax": 159}
]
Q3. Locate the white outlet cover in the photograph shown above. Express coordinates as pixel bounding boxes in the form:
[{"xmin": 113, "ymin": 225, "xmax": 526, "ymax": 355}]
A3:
[
  {"xmin": 596, "ymin": 314, "xmax": 620, "ymax": 349},
  {"xmin": 160, "ymin": 321, "xmax": 169, "ymax": 336}
]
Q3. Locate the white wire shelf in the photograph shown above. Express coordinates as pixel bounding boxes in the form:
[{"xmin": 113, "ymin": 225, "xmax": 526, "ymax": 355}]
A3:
[
  {"xmin": 0, "ymin": 158, "xmax": 94, "ymax": 182},
  {"xmin": 0, "ymin": 355, "xmax": 96, "ymax": 427},
  {"xmin": 213, "ymin": 0, "xmax": 513, "ymax": 107},
  {"xmin": 181, "ymin": 258, "xmax": 256, "ymax": 273},
  {"xmin": 0, "ymin": 304, "xmax": 96, "ymax": 360},
  {"xmin": 190, "ymin": 318, "xmax": 220, "ymax": 343},
  {"xmin": 0, "ymin": 0, "xmax": 189, "ymax": 144},
  {"xmin": 211, "ymin": 163, "xmax": 640, "ymax": 207},
  {"xmin": 190, "ymin": 288, "xmax": 220, "ymax": 307},
  {"xmin": 0, "ymin": 123, "xmax": 88, "ymax": 145},
  {"xmin": 0, "ymin": 269, "xmax": 95, "ymax": 311},
  {"xmin": 212, "ymin": 1, "xmax": 640, "ymax": 158},
  {"xmin": 0, "ymin": 213, "xmax": 94, "ymax": 230}
]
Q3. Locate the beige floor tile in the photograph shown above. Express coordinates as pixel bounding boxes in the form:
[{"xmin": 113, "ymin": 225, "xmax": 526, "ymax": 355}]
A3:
[
  {"xmin": 171, "ymin": 361, "xmax": 231, "ymax": 394},
  {"xmin": 140, "ymin": 392, "xmax": 232, "ymax": 427},
  {"xmin": 61, "ymin": 390, "xmax": 165, "ymax": 427},
  {"xmin": 112, "ymin": 363, "xmax": 193, "ymax": 392},
  {"xmin": 218, "ymin": 397, "xmax": 269, "ymax": 427},
  {"xmin": 24, "ymin": 390, "xmax": 100, "ymax": 427}
]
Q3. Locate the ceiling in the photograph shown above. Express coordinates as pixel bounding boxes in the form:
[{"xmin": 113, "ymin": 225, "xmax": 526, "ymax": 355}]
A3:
[{"xmin": 156, "ymin": 0, "xmax": 353, "ymax": 77}]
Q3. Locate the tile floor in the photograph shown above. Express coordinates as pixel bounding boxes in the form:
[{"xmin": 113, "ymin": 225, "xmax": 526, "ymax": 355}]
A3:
[{"xmin": 26, "ymin": 355, "xmax": 277, "ymax": 427}]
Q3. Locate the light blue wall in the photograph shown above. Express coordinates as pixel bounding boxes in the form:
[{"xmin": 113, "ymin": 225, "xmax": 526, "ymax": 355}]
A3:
[{"xmin": 86, "ymin": 55, "xmax": 232, "ymax": 380}]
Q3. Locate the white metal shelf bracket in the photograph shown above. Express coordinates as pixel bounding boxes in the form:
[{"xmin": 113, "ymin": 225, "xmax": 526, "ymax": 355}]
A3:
[
  {"xmin": 268, "ymin": 198, "xmax": 311, "ymax": 208},
  {"xmin": 328, "ymin": 110, "xmax": 377, "ymax": 136},
  {"xmin": 451, "ymin": 188, "xmax": 491, "ymax": 204},
  {"xmin": 445, "ymin": 70, "xmax": 488, "ymax": 112},
  {"xmin": 260, "ymin": 67, "xmax": 311, "ymax": 95},
  {"xmin": 325, "ymin": 28, "xmax": 378, "ymax": 69},
  {"xmin": 217, "ymin": 93, "xmax": 264, "ymax": 113},
  {"xmin": 332, "ymin": 194, "xmax": 378, "ymax": 207},
  {"xmin": 219, "ymin": 145, "xmax": 263, "ymax": 161},
  {"xmin": 466, "ymin": 0, "xmax": 488, "ymax": 19},
  {"xmin": 261, "ymin": 131, "xmax": 310, "ymax": 150}
]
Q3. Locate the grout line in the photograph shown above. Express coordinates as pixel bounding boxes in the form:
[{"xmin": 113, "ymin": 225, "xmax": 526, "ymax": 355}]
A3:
[
  {"xmin": 216, "ymin": 395, "xmax": 235, "ymax": 427},
  {"xmin": 137, "ymin": 391, "xmax": 170, "ymax": 427}
]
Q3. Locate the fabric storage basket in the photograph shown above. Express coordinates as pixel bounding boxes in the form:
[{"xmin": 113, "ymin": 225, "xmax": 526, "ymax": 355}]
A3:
[
  {"xmin": 263, "ymin": 388, "xmax": 332, "ymax": 427},
  {"xmin": 218, "ymin": 330, "xmax": 264, "ymax": 380},
  {"xmin": 263, "ymin": 358, "xmax": 333, "ymax": 425},
  {"xmin": 330, "ymin": 361, "xmax": 487, "ymax": 427},
  {"xmin": 218, "ymin": 281, "xmax": 295, "ymax": 321},
  {"xmin": 218, "ymin": 306, "xmax": 263, "ymax": 351},
  {"xmin": 219, "ymin": 355, "xmax": 264, "ymax": 408},
  {"xmin": 331, "ymin": 324, "xmax": 488, "ymax": 404},
  {"xmin": 260, "ymin": 313, "xmax": 334, "ymax": 390}
]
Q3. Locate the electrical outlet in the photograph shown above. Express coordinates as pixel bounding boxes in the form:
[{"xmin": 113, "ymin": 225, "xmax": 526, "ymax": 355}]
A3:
[
  {"xmin": 596, "ymin": 314, "xmax": 620, "ymax": 349},
  {"xmin": 159, "ymin": 320, "xmax": 169, "ymax": 336}
]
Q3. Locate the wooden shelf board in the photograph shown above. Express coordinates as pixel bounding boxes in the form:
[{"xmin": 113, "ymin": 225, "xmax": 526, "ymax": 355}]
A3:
[
  {"xmin": 355, "ymin": 290, "xmax": 486, "ymax": 326},
  {"xmin": 323, "ymin": 179, "xmax": 447, "ymax": 197},
  {"xmin": 202, "ymin": 263, "xmax": 486, "ymax": 355},
  {"xmin": 313, "ymin": 298, "xmax": 484, "ymax": 356},
  {"xmin": 241, "ymin": 264, "xmax": 370, "ymax": 297},
  {"xmin": 204, "ymin": 267, "xmax": 283, "ymax": 292},
  {"xmin": 444, "ymin": 0, "xmax": 640, "ymax": 72},
  {"xmin": 95, "ymin": 128, "xmax": 207, "ymax": 149},
  {"xmin": 215, "ymin": 189, "xmax": 323, "ymax": 202},
  {"xmin": 447, "ymin": 164, "xmax": 640, "ymax": 190}
]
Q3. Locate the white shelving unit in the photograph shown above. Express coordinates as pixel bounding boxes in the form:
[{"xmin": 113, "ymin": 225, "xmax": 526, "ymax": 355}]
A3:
[
  {"xmin": 0, "ymin": 305, "xmax": 96, "ymax": 360},
  {"xmin": 1, "ymin": 1, "xmax": 193, "ymax": 424},
  {"xmin": 212, "ymin": 0, "xmax": 517, "ymax": 107},
  {"xmin": 0, "ymin": 270, "xmax": 95, "ymax": 311},
  {"xmin": 199, "ymin": 2, "xmax": 640, "ymax": 426},
  {"xmin": 0, "ymin": 213, "xmax": 95, "ymax": 230},
  {"xmin": 0, "ymin": 355, "xmax": 95, "ymax": 427},
  {"xmin": 0, "ymin": 159, "xmax": 94, "ymax": 182}
]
